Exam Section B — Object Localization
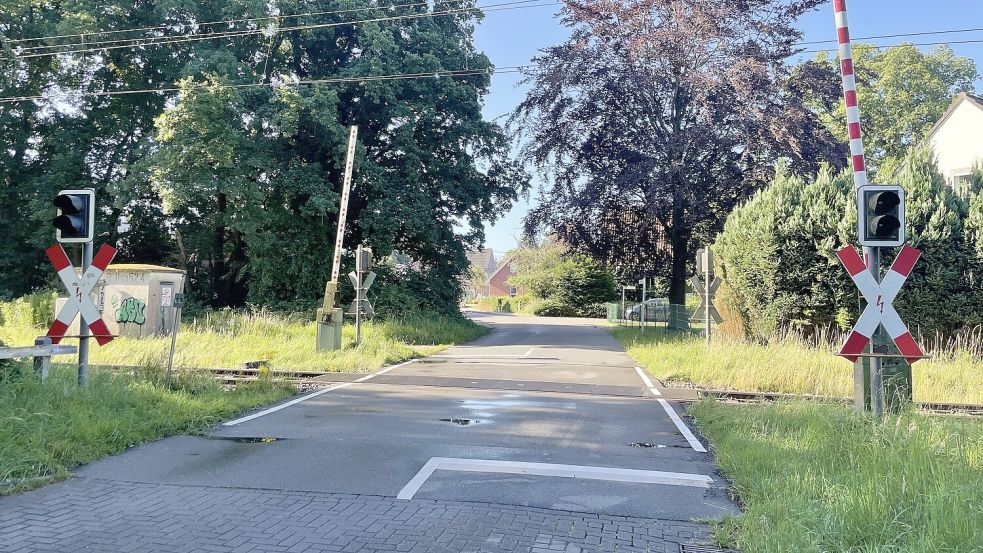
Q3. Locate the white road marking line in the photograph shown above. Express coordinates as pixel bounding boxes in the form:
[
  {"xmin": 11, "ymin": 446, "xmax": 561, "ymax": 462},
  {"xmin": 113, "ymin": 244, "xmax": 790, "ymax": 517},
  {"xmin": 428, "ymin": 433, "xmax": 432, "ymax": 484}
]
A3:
[
  {"xmin": 396, "ymin": 457, "xmax": 713, "ymax": 500},
  {"xmin": 432, "ymin": 354, "xmax": 534, "ymax": 359},
  {"xmin": 222, "ymin": 359, "xmax": 418, "ymax": 426},
  {"xmin": 657, "ymin": 399, "xmax": 707, "ymax": 453},
  {"xmin": 633, "ymin": 367, "xmax": 707, "ymax": 453},
  {"xmin": 223, "ymin": 383, "xmax": 354, "ymax": 426},
  {"xmin": 396, "ymin": 458, "xmax": 442, "ymax": 499},
  {"xmin": 634, "ymin": 367, "xmax": 662, "ymax": 396},
  {"xmin": 356, "ymin": 359, "xmax": 417, "ymax": 382}
]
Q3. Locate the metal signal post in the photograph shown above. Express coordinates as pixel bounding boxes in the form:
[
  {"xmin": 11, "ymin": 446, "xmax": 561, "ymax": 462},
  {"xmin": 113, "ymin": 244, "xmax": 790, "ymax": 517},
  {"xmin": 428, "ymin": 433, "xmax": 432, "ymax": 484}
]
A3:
[
  {"xmin": 832, "ymin": 2, "xmax": 922, "ymax": 415},
  {"xmin": 347, "ymin": 245, "xmax": 376, "ymax": 345},
  {"xmin": 49, "ymin": 189, "xmax": 116, "ymax": 385}
]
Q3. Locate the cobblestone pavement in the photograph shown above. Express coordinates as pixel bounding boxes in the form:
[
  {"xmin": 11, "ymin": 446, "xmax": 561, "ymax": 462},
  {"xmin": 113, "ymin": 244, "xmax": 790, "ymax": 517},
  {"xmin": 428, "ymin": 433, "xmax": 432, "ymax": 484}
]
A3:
[{"xmin": 0, "ymin": 478, "xmax": 715, "ymax": 553}]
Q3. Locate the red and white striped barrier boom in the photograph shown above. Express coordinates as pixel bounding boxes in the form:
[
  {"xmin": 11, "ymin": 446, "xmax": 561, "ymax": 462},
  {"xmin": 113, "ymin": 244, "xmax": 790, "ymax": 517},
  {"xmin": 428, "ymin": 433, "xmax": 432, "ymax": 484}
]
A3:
[
  {"xmin": 834, "ymin": 0, "xmax": 868, "ymax": 190},
  {"xmin": 46, "ymin": 243, "xmax": 117, "ymax": 346},
  {"xmin": 837, "ymin": 245, "xmax": 926, "ymax": 364}
]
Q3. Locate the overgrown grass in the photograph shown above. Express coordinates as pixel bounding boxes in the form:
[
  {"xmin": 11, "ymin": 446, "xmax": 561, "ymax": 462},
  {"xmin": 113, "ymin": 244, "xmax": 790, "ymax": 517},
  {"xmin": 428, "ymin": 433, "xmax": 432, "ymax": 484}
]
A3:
[
  {"xmin": 691, "ymin": 400, "xmax": 983, "ymax": 552},
  {"xmin": 0, "ymin": 363, "xmax": 293, "ymax": 493},
  {"xmin": 611, "ymin": 328, "xmax": 983, "ymax": 405},
  {"xmin": 1, "ymin": 305, "xmax": 488, "ymax": 373}
]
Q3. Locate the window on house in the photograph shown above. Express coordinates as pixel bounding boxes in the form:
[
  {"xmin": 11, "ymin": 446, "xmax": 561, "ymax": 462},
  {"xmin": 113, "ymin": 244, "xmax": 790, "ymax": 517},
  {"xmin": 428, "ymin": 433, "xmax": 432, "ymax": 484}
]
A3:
[
  {"xmin": 509, "ymin": 286, "xmax": 517, "ymax": 297},
  {"xmin": 953, "ymin": 174, "xmax": 975, "ymax": 199}
]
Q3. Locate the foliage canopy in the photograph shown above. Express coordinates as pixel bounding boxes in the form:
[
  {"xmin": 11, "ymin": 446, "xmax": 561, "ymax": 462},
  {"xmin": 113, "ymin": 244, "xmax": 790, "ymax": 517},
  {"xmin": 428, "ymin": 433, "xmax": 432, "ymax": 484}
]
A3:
[
  {"xmin": 509, "ymin": 0, "xmax": 844, "ymax": 304},
  {"xmin": 1, "ymin": 0, "xmax": 526, "ymax": 312}
]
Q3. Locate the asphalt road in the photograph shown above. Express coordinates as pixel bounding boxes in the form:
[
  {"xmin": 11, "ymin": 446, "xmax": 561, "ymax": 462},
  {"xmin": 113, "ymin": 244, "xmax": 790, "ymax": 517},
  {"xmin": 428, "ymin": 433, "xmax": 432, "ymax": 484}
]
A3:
[{"xmin": 1, "ymin": 312, "xmax": 737, "ymax": 553}]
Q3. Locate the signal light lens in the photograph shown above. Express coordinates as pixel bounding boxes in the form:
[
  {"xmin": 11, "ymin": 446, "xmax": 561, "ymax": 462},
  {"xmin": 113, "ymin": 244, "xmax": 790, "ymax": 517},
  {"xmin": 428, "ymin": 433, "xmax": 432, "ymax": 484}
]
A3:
[
  {"xmin": 869, "ymin": 214, "xmax": 901, "ymax": 238},
  {"xmin": 54, "ymin": 194, "xmax": 86, "ymax": 214},
  {"xmin": 868, "ymin": 191, "xmax": 901, "ymax": 215},
  {"xmin": 53, "ymin": 214, "xmax": 85, "ymax": 235}
]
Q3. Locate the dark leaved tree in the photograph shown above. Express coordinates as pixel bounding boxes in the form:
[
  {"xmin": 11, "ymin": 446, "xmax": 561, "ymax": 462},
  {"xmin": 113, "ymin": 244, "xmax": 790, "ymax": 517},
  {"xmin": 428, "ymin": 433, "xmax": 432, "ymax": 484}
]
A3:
[{"xmin": 510, "ymin": 0, "xmax": 845, "ymax": 303}]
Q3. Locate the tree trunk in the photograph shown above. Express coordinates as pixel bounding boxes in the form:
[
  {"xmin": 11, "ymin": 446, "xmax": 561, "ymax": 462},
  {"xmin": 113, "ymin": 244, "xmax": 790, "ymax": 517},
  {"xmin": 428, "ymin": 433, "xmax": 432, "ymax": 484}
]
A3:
[
  {"xmin": 668, "ymin": 196, "xmax": 688, "ymax": 306},
  {"xmin": 213, "ymin": 192, "xmax": 228, "ymax": 307}
]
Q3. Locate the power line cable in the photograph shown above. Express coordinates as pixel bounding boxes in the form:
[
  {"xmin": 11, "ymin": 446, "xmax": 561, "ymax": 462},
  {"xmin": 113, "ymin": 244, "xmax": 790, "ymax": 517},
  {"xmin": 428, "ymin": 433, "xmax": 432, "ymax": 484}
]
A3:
[
  {"xmin": 0, "ymin": 66, "xmax": 530, "ymax": 104},
  {"xmin": 800, "ymin": 38, "xmax": 983, "ymax": 56},
  {"xmin": 11, "ymin": 0, "xmax": 469, "ymax": 53},
  {"xmin": 3, "ymin": 0, "xmax": 451, "ymax": 45},
  {"xmin": 4, "ymin": 0, "xmax": 549, "ymax": 59},
  {"xmin": 7, "ymin": 3, "xmax": 981, "ymax": 55},
  {"xmin": 3, "ymin": 35, "xmax": 979, "ymax": 103},
  {"xmin": 796, "ymin": 26, "xmax": 983, "ymax": 46},
  {"xmin": 1, "ymin": 0, "xmax": 558, "ymax": 60}
]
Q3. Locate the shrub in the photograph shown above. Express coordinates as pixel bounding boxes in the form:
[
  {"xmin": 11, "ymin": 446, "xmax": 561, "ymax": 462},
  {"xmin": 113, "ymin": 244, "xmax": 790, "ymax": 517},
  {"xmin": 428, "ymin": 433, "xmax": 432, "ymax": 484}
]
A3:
[
  {"xmin": 0, "ymin": 291, "xmax": 57, "ymax": 329},
  {"xmin": 715, "ymin": 148, "xmax": 983, "ymax": 341},
  {"xmin": 887, "ymin": 147, "xmax": 979, "ymax": 333},
  {"xmin": 504, "ymin": 252, "xmax": 617, "ymax": 317},
  {"xmin": 714, "ymin": 164, "xmax": 856, "ymax": 339},
  {"xmin": 480, "ymin": 297, "xmax": 512, "ymax": 313},
  {"xmin": 552, "ymin": 256, "xmax": 618, "ymax": 311},
  {"xmin": 370, "ymin": 265, "xmax": 463, "ymax": 317},
  {"xmin": 531, "ymin": 298, "xmax": 578, "ymax": 317}
]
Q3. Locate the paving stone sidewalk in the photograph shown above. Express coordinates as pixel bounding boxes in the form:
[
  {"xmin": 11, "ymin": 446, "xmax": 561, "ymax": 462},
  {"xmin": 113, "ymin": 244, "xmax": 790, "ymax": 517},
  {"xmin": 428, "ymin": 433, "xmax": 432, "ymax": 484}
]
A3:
[{"xmin": 0, "ymin": 478, "xmax": 715, "ymax": 553}]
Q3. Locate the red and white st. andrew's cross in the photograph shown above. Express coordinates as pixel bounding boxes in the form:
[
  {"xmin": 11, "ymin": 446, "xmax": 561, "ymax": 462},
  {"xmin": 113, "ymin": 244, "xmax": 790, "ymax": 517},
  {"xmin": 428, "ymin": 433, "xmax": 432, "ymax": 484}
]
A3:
[
  {"xmin": 46, "ymin": 243, "xmax": 117, "ymax": 346},
  {"xmin": 836, "ymin": 245, "xmax": 925, "ymax": 364}
]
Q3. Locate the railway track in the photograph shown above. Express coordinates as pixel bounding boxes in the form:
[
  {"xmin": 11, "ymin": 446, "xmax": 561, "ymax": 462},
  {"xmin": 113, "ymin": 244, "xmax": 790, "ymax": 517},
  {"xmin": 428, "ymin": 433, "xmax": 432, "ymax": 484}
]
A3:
[
  {"xmin": 90, "ymin": 363, "xmax": 983, "ymax": 417},
  {"xmin": 695, "ymin": 389, "xmax": 983, "ymax": 417}
]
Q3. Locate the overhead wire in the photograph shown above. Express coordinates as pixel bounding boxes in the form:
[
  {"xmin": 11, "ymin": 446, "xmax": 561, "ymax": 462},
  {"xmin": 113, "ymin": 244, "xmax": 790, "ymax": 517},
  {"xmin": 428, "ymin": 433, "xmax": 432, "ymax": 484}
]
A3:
[
  {"xmin": 3, "ymin": 0, "xmax": 444, "ymax": 45},
  {"xmin": 800, "ymin": 38, "xmax": 983, "ymax": 56},
  {"xmin": 0, "ymin": 66, "xmax": 531, "ymax": 104},
  {"xmin": 1, "ymin": 0, "xmax": 560, "ymax": 61},
  {"xmin": 5, "ymin": 4, "xmax": 982, "ymax": 57},
  {"xmin": 10, "ymin": 0, "xmax": 472, "ymax": 54},
  {"xmin": 1, "ymin": 3, "xmax": 980, "ymax": 104},
  {"xmin": 796, "ymin": 26, "xmax": 983, "ymax": 46}
]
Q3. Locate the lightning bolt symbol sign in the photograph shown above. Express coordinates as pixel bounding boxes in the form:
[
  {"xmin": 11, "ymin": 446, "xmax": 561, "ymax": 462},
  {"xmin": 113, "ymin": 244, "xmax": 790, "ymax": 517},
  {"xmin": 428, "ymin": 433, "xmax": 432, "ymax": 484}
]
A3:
[{"xmin": 876, "ymin": 294, "xmax": 885, "ymax": 313}]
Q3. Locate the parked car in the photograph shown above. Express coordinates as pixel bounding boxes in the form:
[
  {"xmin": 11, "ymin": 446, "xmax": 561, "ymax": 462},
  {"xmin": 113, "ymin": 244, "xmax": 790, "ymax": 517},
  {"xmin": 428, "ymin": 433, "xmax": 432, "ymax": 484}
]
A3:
[{"xmin": 626, "ymin": 298, "xmax": 670, "ymax": 322}]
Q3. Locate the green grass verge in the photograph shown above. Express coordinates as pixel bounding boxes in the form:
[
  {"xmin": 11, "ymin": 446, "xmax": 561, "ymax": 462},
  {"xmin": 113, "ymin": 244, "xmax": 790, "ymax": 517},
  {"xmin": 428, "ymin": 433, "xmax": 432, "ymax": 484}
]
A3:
[
  {"xmin": 1, "ymin": 309, "xmax": 488, "ymax": 373},
  {"xmin": 690, "ymin": 400, "xmax": 983, "ymax": 552},
  {"xmin": 610, "ymin": 327, "xmax": 983, "ymax": 405},
  {"xmin": 1, "ymin": 305, "xmax": 488, "ymax": 494},
  {"xmin": 0, "ymin": 365, "xmax": 293, "ymax": 494}
]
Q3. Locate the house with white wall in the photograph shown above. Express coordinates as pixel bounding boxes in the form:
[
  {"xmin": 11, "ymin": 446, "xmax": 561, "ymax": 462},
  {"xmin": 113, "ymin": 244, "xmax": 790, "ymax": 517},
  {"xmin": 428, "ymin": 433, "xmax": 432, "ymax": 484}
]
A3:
[{"xmin": 927, "ymin": 92, "xmax": 983, "ymax": 198}]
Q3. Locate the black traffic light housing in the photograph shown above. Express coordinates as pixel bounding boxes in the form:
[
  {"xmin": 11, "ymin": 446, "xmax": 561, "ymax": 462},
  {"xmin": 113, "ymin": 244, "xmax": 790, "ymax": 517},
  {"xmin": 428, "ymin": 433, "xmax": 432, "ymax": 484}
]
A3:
[
  {"xmin": 857, "ymin": 185, "xmax": 905, "ymax": 247},
  {"xmin": 53, "ymin": 189, "xmax": 95, "ymax": 243}
]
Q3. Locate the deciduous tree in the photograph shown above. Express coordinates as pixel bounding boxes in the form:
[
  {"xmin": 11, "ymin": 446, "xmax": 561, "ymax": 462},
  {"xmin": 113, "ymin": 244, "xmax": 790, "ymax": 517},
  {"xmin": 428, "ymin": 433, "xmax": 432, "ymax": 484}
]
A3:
[
  {"xmin": 509, "ymin": 0, "xmax": 844, "ymax": 304},
  {"xmin": 812, "ymin": 44, "xmax": 977, "ymax": 175}
]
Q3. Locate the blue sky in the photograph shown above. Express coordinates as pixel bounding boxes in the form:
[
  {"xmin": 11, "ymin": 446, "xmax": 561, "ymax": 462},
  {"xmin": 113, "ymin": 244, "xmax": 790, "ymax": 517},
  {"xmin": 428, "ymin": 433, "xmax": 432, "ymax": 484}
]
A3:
[{"xmin": 472, "ymin": 0, "xmax": 983, "ymax": 255}]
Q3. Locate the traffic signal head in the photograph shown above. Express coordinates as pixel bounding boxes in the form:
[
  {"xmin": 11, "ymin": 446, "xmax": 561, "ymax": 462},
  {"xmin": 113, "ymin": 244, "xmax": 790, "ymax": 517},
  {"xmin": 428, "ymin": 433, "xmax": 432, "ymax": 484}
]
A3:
[
  {"xmin": 857, "ymin": 185, "xmax": 905, "ymax": 247},
  {"xmin": 356, "ymin": 246, "xmax": 373, "ymax": 273},
  {"xmin": 53, "ymin": 189, "xmax": 95, "ymax": 243}
]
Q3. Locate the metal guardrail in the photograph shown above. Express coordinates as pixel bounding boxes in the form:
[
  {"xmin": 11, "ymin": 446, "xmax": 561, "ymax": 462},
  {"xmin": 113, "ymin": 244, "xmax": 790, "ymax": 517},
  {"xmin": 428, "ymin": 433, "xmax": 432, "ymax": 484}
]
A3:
[{"xmin": 0, "ymin": 337, "xmax": 78, "ymax": 382}]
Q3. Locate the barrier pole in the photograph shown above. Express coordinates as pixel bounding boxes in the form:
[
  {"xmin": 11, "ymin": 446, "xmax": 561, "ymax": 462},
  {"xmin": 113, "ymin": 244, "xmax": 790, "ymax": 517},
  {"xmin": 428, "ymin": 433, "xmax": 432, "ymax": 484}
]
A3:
[{"xmin": 833, "ymin": 0, "xmax": 881, "ymax": 414}]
